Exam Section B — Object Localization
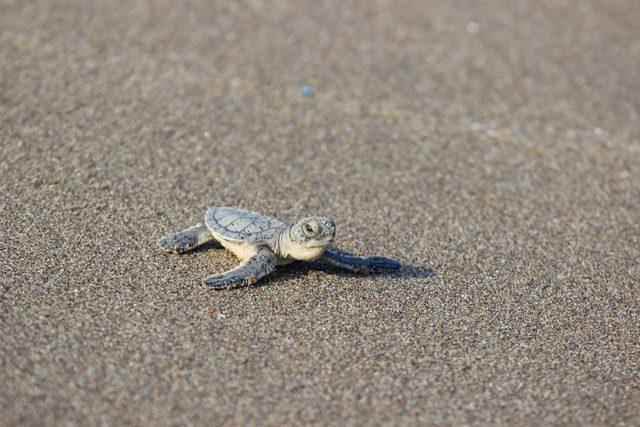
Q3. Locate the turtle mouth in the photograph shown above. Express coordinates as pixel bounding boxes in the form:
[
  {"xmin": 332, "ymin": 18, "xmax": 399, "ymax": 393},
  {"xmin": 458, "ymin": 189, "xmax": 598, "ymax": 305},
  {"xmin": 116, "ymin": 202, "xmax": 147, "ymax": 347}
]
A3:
[
  {"xmin": 307, "ymin": 237, "xmax": 333, "ymax": 248},
  {"xmin": 308, "ymin": 242, "xmax": 331, "ymax": 248}
]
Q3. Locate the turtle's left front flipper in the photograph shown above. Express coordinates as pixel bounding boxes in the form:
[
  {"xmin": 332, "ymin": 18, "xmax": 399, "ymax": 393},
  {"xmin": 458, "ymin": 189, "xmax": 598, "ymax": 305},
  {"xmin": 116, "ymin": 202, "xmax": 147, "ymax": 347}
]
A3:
[
  {"xmin": 204, "ymin": 247, "xmax": 277, "ymax": 290},
  {"xmin": 320, "ymin": 248, "xmax": 400, "ymax": 274}
]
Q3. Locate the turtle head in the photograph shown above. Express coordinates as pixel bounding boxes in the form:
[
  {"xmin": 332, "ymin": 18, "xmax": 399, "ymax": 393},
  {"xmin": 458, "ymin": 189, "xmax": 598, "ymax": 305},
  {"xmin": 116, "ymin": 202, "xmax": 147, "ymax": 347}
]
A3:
[{"xmin": 285, "ymin": 216, "xmax": 336, "ymax": 261}]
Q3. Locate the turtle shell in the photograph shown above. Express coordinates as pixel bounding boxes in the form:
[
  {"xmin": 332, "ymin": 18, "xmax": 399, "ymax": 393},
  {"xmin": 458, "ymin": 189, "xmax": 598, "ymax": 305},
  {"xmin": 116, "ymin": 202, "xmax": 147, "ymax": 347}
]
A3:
[{"xmin": 205, "ymin": 206, "xmax": 290, "ymax": 243}]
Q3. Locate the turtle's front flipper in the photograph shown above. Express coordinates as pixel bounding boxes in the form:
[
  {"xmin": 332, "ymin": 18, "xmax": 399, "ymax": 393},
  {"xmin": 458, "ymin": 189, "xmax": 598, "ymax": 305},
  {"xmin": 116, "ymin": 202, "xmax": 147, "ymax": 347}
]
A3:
[
  {"xmin": 158, "ymin": 223, "xmax": 219, "ymax": 254},
  {"xmin": 204, "ymin": 247, "xmax": 277, "ymax": 290},
  {"xmin": 320, "ymin": 248, "xmax": 400, "ymax": 273}
]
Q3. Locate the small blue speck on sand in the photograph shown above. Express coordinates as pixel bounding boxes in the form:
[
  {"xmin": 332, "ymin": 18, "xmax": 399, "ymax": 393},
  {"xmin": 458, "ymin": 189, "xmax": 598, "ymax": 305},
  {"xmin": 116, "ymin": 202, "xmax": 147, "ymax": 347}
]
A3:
[{"xmin": 299, "ymin": 86, "xmax": 313, "ymax": 96}]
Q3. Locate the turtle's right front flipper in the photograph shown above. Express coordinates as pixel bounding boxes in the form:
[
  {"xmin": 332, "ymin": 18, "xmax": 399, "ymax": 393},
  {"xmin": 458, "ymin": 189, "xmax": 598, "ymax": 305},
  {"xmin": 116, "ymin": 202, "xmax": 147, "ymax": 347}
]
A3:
[
  {"xmin": 158, "ymin": 223, "xmax": 219, "ymax": 254},
  {"xmin": 204, "ymin": 247, "xmax": 277, "ymax": 290},
  {"xmin": 320, "ymin": 248, "xmax": 400, "ymax": 273}
]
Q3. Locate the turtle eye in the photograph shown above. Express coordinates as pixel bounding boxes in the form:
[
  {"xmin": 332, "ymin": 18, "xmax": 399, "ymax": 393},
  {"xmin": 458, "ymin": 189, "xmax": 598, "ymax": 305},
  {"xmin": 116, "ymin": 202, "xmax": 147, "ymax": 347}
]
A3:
[{"xmin": 303, "ymin": 222, "xmax": 316, "ymax": 236}]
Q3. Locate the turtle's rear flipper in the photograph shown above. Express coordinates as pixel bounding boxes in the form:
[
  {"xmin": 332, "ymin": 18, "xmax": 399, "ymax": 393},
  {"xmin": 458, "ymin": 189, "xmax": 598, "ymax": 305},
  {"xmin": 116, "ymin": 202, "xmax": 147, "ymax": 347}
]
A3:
[
  {"xmin": 204, "ymin": 247, "xmax": 277, "ymax": 290},
  {"xmin": 158, "ymin": 223, "xmax": 219, "ymax": 254}
]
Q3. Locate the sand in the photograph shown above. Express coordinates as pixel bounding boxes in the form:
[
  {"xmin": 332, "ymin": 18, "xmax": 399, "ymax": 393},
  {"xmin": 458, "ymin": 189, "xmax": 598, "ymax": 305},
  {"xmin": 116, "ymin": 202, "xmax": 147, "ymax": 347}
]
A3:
[{"xmin": 1, "ymin": 0, "xmax": 639, "ymax": 425}]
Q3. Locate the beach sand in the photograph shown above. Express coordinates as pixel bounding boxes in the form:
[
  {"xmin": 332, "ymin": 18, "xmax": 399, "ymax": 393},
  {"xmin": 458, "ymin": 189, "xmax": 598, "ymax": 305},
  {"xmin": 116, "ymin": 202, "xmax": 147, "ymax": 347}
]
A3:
[{"xmin": 1, "ymin": 0, "xmax": 639, "ymax": 424}]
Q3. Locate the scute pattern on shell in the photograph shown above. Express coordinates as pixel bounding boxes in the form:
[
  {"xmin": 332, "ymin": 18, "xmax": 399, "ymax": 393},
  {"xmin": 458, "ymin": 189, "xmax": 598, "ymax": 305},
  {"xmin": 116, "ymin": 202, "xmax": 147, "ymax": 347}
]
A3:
[{"xmin": 205, "ymin": 206, "xmax": 290, "ymax": 243}]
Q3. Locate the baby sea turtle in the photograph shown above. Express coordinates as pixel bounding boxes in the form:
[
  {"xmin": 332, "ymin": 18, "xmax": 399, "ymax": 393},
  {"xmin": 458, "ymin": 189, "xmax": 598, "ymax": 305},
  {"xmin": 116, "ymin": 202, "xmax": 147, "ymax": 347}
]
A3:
[{"xmin": 158, "ymin": 206, "xmax": 400, "ymax": 289}]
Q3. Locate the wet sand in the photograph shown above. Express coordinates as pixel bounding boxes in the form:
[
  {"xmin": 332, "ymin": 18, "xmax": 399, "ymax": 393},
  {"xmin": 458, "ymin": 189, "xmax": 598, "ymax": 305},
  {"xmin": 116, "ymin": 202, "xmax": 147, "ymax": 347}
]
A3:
[{"xmin": 1, "ymin": 0, "xmax": 639, "ymax": 425}]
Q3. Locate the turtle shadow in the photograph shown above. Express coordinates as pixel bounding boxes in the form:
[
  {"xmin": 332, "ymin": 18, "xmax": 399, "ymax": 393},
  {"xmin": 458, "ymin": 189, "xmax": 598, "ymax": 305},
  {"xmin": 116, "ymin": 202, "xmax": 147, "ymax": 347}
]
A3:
[
  {"xmin": 394, "ymin": 265, "xmax": 436, "ymax": 279},
  {"xmin": 190, "ymin": 241, "xmax": 224, "ymax": 253},
  {"xmin": 179, "ymin": 244, "xmax": 436, "ymax": 280},
  {"xmin": 244, "ymin": 261, "xmax": 435, "ymax": 290},
  {"xmin": 309, "ymin": 262, "xmax": 436, "ymax": 279}
]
